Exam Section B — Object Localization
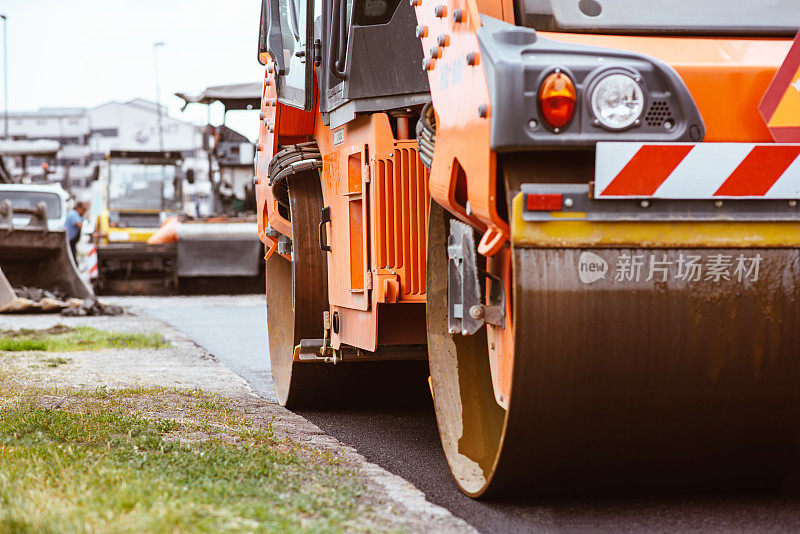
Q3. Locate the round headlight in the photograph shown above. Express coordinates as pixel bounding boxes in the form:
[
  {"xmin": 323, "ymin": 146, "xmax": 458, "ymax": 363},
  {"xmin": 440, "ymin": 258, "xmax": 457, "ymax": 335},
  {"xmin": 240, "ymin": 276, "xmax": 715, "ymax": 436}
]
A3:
[{"xmin": 590, "ymin": 73, "xmax": 644, "ymax": 130}]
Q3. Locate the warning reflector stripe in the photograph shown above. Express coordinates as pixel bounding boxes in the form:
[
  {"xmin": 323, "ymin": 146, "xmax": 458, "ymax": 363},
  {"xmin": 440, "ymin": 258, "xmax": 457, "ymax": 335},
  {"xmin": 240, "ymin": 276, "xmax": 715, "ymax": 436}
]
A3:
[
  {"xmin": 86, "ymin": 245, "xmax": 99, "ymax": 278},
  {"xmin": 714, "ymin": 145, "xmax": 800, "ymax": 196},
  {"xmin": 599, "ymin": 145, "xmax": 693, "ymax": 197},
  {"xmin": 595, "ymin": 142, "xmax": 800, "ymax": 199}
]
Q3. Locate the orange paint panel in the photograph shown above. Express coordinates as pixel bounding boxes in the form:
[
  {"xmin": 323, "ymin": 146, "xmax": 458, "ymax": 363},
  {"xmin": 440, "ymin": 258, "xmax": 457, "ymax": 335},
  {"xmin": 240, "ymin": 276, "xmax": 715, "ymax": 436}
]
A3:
[
  {"xmin": 349, "ymin": 199, "xmax": 365, "ymax": 290},
  {"xmin": 280, "ymin": 112, "xmax": 431, "ymax": 351},
  {"xmin": 348, "ymin": 153, "xmax": 363, "ymax": 193},
  {"xmin": 540, "ymin": 32, "xmax": 793, "ymax": 142},
  {"xmin": 331, "ymin": 306, "xmax": 376, "ymax": 351},
  {"xmin": 372, "ymin": 142, "xmax": 429, "ymax": 302},
  {"xmin": 319, "ymin": 115, "xmax": 384, "ymax": 351},
  {"xmin": 323, "ymin": 147, "xmax": 369, "ymax": 311},
  {"xmin": 415, "ymin": 0, "xmax": 507, "ymax": 241},
  {"xmin": 255, "ymin": 59, "xmax": 315, "ymax": 243},
  {"xmin": 407, "ymin": 150, "xmax": 419, "ymax": 294},
  {"xmin": 260, "ymin": 54, "xmax": 432, "ymax": 353}
]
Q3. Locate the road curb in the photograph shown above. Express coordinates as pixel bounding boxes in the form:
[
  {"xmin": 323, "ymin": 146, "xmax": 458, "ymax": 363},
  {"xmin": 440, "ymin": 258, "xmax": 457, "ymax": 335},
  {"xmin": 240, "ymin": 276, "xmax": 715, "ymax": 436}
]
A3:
[{"xmin": 133, "ymin": 309, "xmax": 477, "ymax": 532}]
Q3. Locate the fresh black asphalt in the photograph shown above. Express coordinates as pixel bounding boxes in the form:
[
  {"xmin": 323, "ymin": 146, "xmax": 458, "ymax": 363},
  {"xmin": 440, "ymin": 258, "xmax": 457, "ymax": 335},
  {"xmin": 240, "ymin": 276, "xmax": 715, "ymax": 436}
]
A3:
[{"xmin": 137, "ymin": 296, "xmax": 800, "ymax": 533}]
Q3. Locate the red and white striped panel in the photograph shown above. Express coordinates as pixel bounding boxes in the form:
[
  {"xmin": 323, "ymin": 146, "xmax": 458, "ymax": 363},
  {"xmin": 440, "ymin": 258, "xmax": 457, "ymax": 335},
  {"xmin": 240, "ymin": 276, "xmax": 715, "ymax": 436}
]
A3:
[
  {"xmin": 595, "ymin": 142, "xmax": 800, "ymax": 199},
  {"xmin": 87, "ymin": 245, "xmax": 99, "ymax": 279}
]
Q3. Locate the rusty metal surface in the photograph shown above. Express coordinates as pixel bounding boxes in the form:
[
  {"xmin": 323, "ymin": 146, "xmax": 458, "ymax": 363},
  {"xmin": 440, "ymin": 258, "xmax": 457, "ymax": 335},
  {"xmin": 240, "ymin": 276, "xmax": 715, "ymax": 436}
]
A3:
[
  {"xmin": 427, "ymin": 199, "xmax": 800, "ymax": 497},
  {"xmin": 497, "ymin": 246, "xmax": 800, "ymax": 493},
  {"xmin": 0, "ymin": 267, "xmax": 14, "ymax": 309},
  {"xmin": 0, "ymin": 227, "xmax": 93, "ymax": 300}
]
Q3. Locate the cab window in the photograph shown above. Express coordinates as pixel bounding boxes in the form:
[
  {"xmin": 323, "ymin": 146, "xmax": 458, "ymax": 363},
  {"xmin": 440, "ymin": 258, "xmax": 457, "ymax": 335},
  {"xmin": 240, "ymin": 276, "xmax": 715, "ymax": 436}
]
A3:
[{"xmin": 258, "ymin": 0, "xmax": 315, "ymax": 110}]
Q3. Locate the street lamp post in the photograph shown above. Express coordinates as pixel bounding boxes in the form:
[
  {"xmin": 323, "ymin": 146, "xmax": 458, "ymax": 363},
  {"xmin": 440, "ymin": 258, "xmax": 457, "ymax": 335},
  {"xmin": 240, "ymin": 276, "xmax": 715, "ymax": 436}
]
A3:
[
  {"xmin": 1, "ymin": 14, "xmax": 8, "ymax": 140},
  {"xmin": 153, "ymin": 41, "xmax": 165, "ymax": 150}
]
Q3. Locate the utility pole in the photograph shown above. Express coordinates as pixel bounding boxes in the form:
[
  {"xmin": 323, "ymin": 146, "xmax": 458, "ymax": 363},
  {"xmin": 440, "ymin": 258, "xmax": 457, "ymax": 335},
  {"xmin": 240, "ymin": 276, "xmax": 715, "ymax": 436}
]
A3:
[
  {"xmin": 153, "ymin": 41, "xmax": 165, "ymax": 150},
  {"xmin": 1, "ymin": 14, "xmax": 8, "ymax": 139}
]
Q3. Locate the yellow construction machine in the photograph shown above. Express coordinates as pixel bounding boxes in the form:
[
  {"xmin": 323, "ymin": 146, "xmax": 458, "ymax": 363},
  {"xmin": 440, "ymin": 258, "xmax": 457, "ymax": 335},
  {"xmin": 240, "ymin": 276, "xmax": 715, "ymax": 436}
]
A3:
[
  {"xmin": 93, "ymin": 148, "xmax": 264, "ymax": 294},
  {"xmin": 92, "ymin": 150, "xmax": 186, "ymax": 293}
]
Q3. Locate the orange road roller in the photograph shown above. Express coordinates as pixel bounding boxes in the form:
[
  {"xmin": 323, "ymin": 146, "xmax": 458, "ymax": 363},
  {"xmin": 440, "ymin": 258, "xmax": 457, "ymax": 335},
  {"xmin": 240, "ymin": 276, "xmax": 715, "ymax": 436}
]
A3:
[{"xmin": 254, "ymin": 0, "xmax": 800, "ymax": 497}]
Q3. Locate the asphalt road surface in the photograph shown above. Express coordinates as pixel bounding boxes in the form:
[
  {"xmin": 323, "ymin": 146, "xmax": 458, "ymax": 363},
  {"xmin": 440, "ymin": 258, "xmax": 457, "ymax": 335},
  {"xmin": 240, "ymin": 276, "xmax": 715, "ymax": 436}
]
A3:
[
  {"xmin": 109, "ymin": 295, "xmax": 275, "ymax": 400},
  {"xmin": 121, "ymin": 295, "xmax": 800, "ymax": 533}
]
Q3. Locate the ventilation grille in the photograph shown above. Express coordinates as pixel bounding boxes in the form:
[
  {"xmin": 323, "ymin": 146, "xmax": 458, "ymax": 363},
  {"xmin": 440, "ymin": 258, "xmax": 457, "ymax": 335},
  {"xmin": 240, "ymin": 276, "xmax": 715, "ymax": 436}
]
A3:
[
  {"xmin": 645, "ymin": 100, "xmax": 673, "ymax": 127},
  {"xmin": 373, "ymin": 143, "xmax": 430, "ymax": 301}
]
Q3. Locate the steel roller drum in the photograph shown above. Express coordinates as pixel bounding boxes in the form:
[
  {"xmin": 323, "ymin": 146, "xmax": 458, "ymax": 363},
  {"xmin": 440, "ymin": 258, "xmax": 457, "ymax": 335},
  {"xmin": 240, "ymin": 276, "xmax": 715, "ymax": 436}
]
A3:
[
  {"xmin": 427, "ymin": 201, "xmax": 800, "ymax": 497},
  {"xmin": 267, "ymin": 177, "xmax": 428, "ymax": 409}
]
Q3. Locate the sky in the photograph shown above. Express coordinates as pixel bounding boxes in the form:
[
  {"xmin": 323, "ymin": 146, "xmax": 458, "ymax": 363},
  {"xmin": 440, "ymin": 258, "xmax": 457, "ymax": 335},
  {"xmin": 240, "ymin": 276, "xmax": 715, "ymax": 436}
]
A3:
[{"xmin": 0, "ymin": 0, "xmax": 264, "ymax": 140}]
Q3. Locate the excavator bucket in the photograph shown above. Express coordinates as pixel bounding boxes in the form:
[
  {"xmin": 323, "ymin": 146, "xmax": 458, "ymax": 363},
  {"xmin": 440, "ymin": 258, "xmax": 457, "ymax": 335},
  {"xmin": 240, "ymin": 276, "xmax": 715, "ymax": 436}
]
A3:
[
  {"xmin": 0, "ymin": 267, "xmax": 14, "ymax": 310},
  {"xmin": 0, "ymin": 200, "xmax": 93, "ymax": 311}
]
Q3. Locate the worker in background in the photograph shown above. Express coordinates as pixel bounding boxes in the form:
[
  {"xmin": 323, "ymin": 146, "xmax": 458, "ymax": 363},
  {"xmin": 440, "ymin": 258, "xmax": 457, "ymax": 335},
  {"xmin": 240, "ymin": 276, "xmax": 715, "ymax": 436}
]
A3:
[{"xmin": 66, "ymin": 200, "xmax": 88, "ymax": 263}]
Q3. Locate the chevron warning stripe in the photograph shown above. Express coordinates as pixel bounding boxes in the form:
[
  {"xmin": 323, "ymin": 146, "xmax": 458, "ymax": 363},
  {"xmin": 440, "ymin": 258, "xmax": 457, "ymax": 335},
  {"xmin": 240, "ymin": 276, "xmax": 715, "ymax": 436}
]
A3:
[
  {"xmin": 595, "ymin": 142, "xmax": 800, "ymax": 199},
  {"xmin": 87, "ymin": 245, "xmax": 99, "ymax": 277},
  {"xmin": 759, "ymin": 30, "xmax": 800, "ymax": 142}
]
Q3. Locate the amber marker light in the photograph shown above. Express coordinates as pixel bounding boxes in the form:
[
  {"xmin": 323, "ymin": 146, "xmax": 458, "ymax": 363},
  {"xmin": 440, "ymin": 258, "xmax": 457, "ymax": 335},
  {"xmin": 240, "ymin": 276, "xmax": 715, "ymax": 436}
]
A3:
[{"xmin": 539, "ymin": 71, "xmax": 577, "ymax": 131}]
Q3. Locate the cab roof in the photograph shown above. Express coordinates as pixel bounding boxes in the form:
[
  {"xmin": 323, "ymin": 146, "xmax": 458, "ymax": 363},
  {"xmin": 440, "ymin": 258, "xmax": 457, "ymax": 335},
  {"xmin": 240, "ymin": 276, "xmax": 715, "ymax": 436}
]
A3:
[{"xmin": 0, "ymin": 183, "xmax": 69, "ymax": 199}]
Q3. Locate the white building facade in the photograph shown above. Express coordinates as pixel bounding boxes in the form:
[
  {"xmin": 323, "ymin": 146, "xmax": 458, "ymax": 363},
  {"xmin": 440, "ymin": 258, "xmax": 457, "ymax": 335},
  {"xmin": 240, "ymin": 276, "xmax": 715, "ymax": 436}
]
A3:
[
  {"xmin": 87, "ymin": 99, "xmax": 204, "ymax": 159},
  {"xmin": 5, "ymin": 108, "xmax": 92, "ymax": 184},
  {"xmin": 4, "ymin": 99, "xmax": 207, "ymax": 190}
]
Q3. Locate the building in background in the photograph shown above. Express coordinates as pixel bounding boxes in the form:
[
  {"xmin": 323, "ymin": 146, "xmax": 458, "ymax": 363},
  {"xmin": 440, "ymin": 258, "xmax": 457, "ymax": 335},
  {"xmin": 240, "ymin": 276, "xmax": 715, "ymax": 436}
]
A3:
[
  {"xmin": 5, "ymin": 108, "xmax": 91, "ymax": 185},
  {"xmin": 87, "ymin": 99, "xmax": 204, "ymax": 160},
  {"xmin": 3, "ymin": 99, "xmax": 207, "ymax": 193}
]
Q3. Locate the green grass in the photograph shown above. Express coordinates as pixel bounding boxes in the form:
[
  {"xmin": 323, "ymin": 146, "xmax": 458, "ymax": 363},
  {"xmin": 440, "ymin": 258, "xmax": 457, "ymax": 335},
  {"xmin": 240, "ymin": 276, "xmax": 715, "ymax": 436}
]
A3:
[
  {"xmin": 0, "ymin": 387, "xmax": 376, "ymax": 533},
  {"xmin": 0, "ymin": 326, "xmax": 167, "ymax": 352},
  {"xmin": 0, "ymin": 338, "xmax": 47, "ymax": 351},
  {"xmin": 42, "ymin": 356, "xmax": 72, "ymax": 368}
]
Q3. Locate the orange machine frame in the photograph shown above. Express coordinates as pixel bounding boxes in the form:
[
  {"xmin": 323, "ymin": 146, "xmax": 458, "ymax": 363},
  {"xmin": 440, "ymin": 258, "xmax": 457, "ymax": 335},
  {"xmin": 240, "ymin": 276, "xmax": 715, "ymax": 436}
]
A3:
[
  {"xmin": 412, "ymin": 0, "xmax": 794, "ymax": 405},
  {"xmin": 257, "ymin": 4, "xmax": 792, "ymax": 365},
  {"xmin": 256, "ymin": 63, "xmax": 429, "ymax": 353},
  {"xmin": 413, "ymin": 0, "xmax": 791, "ymax": 241}
]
